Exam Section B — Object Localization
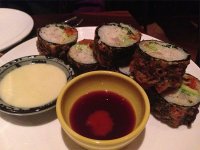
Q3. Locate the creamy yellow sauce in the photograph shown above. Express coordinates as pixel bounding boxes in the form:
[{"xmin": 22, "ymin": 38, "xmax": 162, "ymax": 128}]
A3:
[{"xmin": 0, "ymin": 64, "xmax": 67, "ymax": 108}]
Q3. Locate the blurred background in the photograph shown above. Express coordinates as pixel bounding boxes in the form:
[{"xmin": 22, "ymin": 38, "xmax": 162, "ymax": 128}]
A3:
[{"xmin": 0, "ymin": 0, "xmax": 199, "ymax": 63}]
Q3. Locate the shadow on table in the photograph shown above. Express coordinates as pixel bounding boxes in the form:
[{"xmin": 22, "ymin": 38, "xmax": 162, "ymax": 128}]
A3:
[
  {"xmin": 61, "ymin": 128, "xmax": 146, "ymax": 150},
  {"xmin": 0, "ymin": 107, "xmax": 57, "ymax": 126}
]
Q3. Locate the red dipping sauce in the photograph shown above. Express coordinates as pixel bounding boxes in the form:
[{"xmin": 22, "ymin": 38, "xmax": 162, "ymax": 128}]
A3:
[{"xmin": 70, "ymin": 90, "xmax": 136, "ymax": 140}]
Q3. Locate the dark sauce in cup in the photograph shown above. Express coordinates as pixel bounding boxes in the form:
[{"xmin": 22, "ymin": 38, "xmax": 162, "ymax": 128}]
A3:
[{"xmin": 70, "ymin": 90, "xmax": 136, "ymax": 140}]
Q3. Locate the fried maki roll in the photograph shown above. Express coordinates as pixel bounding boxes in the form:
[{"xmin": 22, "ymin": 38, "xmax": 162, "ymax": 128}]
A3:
[
  {"xmin": 148, "ymin": 73, "xmax": 200, "ymax": 128},
  {"xmin": 94, "ymin": 23, "xmax": 141, "ymax": 67},
  {"xmin": 130, "ymin": 40, "xmax": 190, "ymax": 93},
  {"xmin": 37, "ymin": 23, "xmax": 78, "ymax": 59},
  {"xmin": 67, "ymin": 39, "xmax": 100, "ymax": 74}
]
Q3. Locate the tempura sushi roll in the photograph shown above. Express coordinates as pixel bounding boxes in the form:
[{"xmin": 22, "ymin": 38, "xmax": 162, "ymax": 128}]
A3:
[
  {"xmin": 130, "ymin": 40, "xmax": 190, "ymax": 93},
  {"xmin": 148, "ymin": 73, "xmax": 200, "ymax": 128},
  {"xmin": 94, "ymin": 23, "xmax": 141, "ymax": 67},
  {"xmin": 37, "ymin": 23, "xmax": 78, "ymax": 59},
  {"xmin": 67, "ymin": 39, "xmax": 100, "ymax": 73}
]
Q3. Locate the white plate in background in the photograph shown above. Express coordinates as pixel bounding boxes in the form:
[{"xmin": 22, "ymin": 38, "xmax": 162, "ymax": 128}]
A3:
[
  {"xmin": 0, "ymin": 27, "xmax": 200, "ymax": 150},
  {"xmin": 0, "ymin": 8, "xmax": 33, "ymax": 51}
]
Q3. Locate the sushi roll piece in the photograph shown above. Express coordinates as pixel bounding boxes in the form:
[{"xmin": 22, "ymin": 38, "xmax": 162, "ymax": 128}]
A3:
[
  {"xmin": 129, "ymin": 40, "xmax": 190, "ymax": 93},
  {"xmin": 94, "ymin": 23, "xmax": 141, "ymax": 67},
  {"xmin": 147, "ymin": 73, "xmax": 200, "ymax": 128},
  {"xmin": 37, "ymin": 23, "xmax": 78, "ymax": 59},
  {"xmin": 67, "ymin": 39, "xmax": 100, "ymax": 74}
]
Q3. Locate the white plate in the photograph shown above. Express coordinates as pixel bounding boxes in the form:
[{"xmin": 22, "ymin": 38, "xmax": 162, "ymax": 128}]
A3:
[
  {"xmin": 0, "ymin": 27, "xmax": 200, "ymax": 150},
  {"xmin": 0, "ymin": 8, "xmax": 33, "ymax": 51}
]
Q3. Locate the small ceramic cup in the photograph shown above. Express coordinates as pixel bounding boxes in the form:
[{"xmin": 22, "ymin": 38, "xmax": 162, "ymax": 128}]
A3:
[{"xmin": 56, "ymin": 71, "xmax": 150, "ymax": 150}]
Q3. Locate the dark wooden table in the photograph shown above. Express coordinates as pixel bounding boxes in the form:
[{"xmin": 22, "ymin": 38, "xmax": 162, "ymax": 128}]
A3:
[{"xmin": 30, "ymin": 11, "xmax": 143, "ymax": 36}]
